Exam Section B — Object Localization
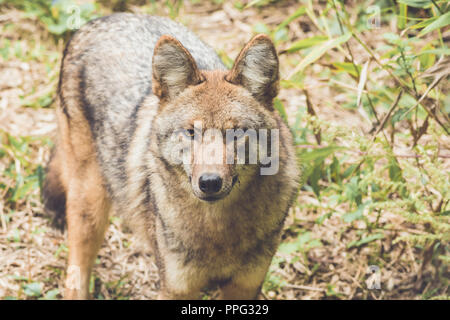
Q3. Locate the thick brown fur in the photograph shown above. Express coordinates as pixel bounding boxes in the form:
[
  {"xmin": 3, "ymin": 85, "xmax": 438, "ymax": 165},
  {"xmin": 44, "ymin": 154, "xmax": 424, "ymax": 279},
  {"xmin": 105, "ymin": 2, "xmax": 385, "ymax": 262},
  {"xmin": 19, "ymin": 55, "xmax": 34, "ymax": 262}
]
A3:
[{"xmin": 43, "ymin": 13, "xmax": 299, "ymax": 300}]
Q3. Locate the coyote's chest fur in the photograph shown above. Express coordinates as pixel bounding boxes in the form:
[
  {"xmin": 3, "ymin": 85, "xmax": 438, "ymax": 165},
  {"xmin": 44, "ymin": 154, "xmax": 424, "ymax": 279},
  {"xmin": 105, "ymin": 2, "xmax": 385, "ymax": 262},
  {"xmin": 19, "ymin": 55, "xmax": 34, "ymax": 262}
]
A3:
[{"xmin": 126, "ymin": 95, "xmax": 291, "ymax": 279}]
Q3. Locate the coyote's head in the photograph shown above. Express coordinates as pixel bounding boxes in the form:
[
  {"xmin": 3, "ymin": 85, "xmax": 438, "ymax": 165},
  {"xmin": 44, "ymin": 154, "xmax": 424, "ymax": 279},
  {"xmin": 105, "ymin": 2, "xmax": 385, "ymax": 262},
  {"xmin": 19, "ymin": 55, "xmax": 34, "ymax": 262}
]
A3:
[{"xmin": 151, "ymin": 34, "xmax": 280, "ymax": 202}]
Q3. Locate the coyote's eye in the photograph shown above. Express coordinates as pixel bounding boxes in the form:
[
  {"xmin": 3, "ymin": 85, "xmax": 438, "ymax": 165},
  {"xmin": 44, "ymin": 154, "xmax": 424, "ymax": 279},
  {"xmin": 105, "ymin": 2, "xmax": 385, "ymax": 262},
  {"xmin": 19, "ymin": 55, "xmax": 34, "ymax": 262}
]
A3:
[{"xmin": 184, "ymin": 129, "xmax": 195, "ymax": 139}]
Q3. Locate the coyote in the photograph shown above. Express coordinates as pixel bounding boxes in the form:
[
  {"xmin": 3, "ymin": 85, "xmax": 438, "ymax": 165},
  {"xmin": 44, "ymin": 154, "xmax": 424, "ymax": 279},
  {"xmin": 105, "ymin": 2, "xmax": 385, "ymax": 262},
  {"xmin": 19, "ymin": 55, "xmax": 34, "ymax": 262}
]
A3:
[{"xmin": 43, "ymin": 13, "xmax": 299, "ymax": 299}]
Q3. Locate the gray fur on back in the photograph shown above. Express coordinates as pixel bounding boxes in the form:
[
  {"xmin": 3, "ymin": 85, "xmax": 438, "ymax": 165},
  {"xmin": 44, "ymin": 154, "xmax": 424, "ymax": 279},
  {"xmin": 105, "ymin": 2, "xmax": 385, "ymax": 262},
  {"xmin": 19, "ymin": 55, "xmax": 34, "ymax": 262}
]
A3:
[{"xmin": 62, "ymin": 13, "xmax": 225, "ymax": 197}]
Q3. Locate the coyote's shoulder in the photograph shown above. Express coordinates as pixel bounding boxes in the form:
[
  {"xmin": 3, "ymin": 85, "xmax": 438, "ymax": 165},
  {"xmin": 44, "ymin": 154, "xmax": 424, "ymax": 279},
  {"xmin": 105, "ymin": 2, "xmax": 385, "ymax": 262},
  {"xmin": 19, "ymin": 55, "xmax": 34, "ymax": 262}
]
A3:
[{"xmin": 44, "ymin": 13, "xmax": 300, "ymax": 300}]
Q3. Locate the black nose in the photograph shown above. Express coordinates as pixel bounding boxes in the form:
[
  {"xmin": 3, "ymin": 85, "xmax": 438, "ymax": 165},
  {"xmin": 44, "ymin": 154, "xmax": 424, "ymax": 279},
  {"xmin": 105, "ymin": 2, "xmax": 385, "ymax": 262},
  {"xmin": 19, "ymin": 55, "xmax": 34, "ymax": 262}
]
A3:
[{"xmin": 199, "ymin": 173, "xmax": 222, "ymax": 194}]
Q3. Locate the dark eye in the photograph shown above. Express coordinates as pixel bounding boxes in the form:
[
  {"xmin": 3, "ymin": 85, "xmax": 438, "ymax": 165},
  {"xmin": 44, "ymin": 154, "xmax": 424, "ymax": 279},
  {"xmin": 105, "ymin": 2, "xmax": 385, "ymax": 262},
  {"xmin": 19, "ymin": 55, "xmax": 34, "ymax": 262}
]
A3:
[{"xmin": 184, "ymin": 129, "xmax": 195, "ymax": 139}]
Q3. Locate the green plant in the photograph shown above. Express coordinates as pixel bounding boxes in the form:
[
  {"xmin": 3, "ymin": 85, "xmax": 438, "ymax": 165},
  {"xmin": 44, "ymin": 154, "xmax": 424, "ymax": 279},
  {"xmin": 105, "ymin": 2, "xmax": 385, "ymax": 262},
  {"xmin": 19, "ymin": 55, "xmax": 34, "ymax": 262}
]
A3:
[{"xmin": 257, "ymin": 0, "xmax": 449, "ymax": 299}]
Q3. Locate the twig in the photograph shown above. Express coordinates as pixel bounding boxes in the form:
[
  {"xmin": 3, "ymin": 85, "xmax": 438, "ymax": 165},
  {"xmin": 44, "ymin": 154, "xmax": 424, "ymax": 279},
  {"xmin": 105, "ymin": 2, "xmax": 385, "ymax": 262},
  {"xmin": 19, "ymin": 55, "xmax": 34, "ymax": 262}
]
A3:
[
  {"xmin": 303, "ymin": 89, "xmax": 321, "ymax": 145},
  {"xmin": 413, "ymin": 115, "xmax": 429, "ymax": 146},
  {"xmin": 399, "ymin": 74, "xmax": 449, "ymax": 135},
  {"xmin": 283, "ymin": 283, "xmax": 326, "ymax": 292},
  {"xmin": 399, "ymin": 49, "xmax": 419, "ymax": 97},
  {"xmin": 372, "ymin": 90, "xmax": 404, "ymax": 141}
]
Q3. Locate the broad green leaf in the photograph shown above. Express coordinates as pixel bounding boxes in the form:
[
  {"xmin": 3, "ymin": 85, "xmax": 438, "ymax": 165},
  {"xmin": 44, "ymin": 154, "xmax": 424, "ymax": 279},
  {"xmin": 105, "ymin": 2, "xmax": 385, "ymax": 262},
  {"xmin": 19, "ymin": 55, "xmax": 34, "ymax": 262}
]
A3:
[
  {"xmin": 23, "ymin": 282, "xmax": 42, "ymax": 297},
  {"xmin": 418, "ymin": 11, "xmax": 450, "ymax": 37},
  {"xmin": 38, "ymin": 94, "xmax": 53, "ymax": 108},
  {"xmin": 274, "ymin": 98, "xmax": 288, "ymax": 125},
  {"xmin": 411, "ymin": 16, "xmax": 437, "ymax": 30},
  {"xmin": 343, "ymin": 163, "xmax": 358, "ymax": 178},
  {"xmin": 388, "ymin": 157, "xmax": 403, "ymax": 182},
  {"xmin": 8, "ymin": 135, "xmax": 27, "ymax": 153},
  {"xmin": 11, "ymin": 179, "xmax": 38, "ymax": 201},
  {"xmin": 273, "ymin": 28, "xmax": 289, "ymax": 43},
  {"xmin": 289, "ymin": 33, "xmax": 352, "ymax": 77},
  {"xmin": 42, "ymin": 289, "xmax": 59, "ymax": 300},
  {"xmin": 217, "ymin": 50, "xmax": 233, "ymax": 69},
  {"xmin": 418, "ymin": 48, "xmax": 450, "ymax": 56},
  {"xmin": 391, "ymin": 107, "xmax": 411, "ymax": 124},
  {"xmin": 329, "ymin": 156, "xmax": 341, "ymax": 185},
  {"xmin": 398, "ymin": 3, "xmax": 408, "ymax": 29},
  {"xmin": 298, "ymin": 146, "xmax": 345, "ymax": 163},
  {"xmin": 344, "ymin": 177, "xmax": 362, "ymax": 206},
  {"xmin": 278, "ymin": 242, "xmax": 300, "ymax": 254},
  {"xmin": 343, "ymin": 202, "xmax": 366, "ymax": 223},
  {"xmin": 316, "ymin": 212, "xmax": 332, "ymax": 224},
  {"xmin": 278, "ymin": 232, "xmax": 321, "ymax": 254},
  {"xmin": 347, "ymin": 233, "xmax": 385, "ymax": 248},
  {"xmin": 383, "ymin": 32, "xmax": 400, "ymax": 44},
  {"xmin": 284, "ymin": 35, "xmax": 328, "ymax": 53},
  {"xmin": 332, "ymin": 62, "xmax": 361, "ymax": 77},
  {"xmin": 419, "ymin": 43, "xmax": 436, "ymax": 70},
  {"xmin": 47, "ymin": 21, "xmax": 69, "ymax": 35},
  {"xmin": 253, "ymin": 22, "xmax": 270, "ymax": 35}
]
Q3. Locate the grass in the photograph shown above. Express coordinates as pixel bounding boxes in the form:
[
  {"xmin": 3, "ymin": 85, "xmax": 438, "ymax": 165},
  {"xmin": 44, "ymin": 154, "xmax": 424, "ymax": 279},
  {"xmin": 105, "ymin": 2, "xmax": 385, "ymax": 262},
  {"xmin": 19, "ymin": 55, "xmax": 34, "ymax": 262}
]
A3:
[{"xmin": 0, "ymin": 0, "xmax": 448, "ymax": 300}]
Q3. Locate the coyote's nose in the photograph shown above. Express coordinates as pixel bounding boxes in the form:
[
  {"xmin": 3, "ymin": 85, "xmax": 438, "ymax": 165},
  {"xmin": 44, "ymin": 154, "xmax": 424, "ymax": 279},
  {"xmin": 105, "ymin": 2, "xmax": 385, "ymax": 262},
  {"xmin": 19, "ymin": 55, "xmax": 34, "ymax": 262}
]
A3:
[{"xmin": 199, "ymin": 173, "xmax": 222, "ymax": 194}]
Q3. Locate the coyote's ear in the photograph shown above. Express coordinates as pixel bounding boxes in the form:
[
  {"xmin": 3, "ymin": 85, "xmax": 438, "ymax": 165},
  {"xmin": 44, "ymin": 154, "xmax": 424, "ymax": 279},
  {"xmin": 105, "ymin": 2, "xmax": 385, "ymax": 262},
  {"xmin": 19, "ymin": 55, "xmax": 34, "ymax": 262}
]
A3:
[
  {"xmin": 226, "ymin": 34, "xmax": 279, "ymax": 109},
  {"xmin": 152, "ymin": 35, "xmax": 203, "ymax": 100}
]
